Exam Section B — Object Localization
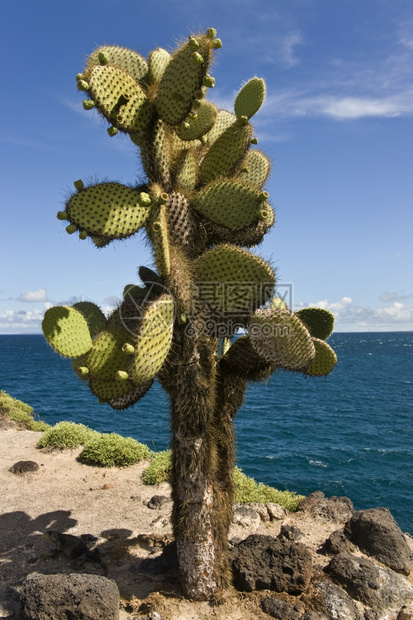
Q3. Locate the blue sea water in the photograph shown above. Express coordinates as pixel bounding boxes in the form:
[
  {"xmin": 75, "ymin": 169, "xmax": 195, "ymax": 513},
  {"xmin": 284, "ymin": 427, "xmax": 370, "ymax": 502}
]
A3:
[{"xmin": 1, "ymin": 332, "xmax": 412, "ymax": 534}]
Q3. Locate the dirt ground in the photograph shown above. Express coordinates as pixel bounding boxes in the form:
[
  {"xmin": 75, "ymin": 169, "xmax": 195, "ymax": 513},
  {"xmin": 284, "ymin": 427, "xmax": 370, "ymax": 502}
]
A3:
[{"xmin": 1, "ymin": 426, "xmax": 411, "ymax": 619}]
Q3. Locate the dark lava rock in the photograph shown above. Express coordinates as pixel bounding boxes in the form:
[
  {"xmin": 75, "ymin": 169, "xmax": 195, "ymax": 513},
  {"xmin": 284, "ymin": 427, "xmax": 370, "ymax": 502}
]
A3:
[
  {"xmin": 319, "ymin": 528, "xmax": 356, "ymax": 556},
  {"xmin": 20, "ymin": 572, "xmax": 119, "ymax": 620},
  {"xmin": 325, "ymin": 552, "xmax": 413, "ymax": 610},
  {"xmin": 231, "ymin": 534, "xmax": 312, "ymax": 594},
  {"xmin": 147, "ymin": 495, "xmax": 169, "ymax": 510},
  {"xmin": 9, "ymin": 460, "xmax": 39, "ymax": 474},
  {"xmin": 344, "ymin": 507, "xmax": 412, "ymax": 575},
  {"xmin": 278, "ymin": 525, "xmax": 304, "ymax": 542},
  {"xmin": 261, "ymin": 596, "xmax": 304, "ymax": 619},
  {"xmin": 297, "ymin": 491, "xmax": 354, "ymax": 523},
  {"xmin": 314, "ymin": 581, "xmax": 363, "ymax": 620}
]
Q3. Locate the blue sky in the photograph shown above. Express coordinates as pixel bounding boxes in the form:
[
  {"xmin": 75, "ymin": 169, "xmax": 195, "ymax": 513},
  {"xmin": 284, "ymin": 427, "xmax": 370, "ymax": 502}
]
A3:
[{"xmin": 1, "ymin": 0, "xmax": 412, "ymax": 333}]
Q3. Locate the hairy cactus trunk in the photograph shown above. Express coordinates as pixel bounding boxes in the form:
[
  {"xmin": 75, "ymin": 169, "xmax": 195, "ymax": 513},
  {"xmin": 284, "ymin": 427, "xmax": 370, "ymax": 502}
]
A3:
[{"xmin": 167, "ymin": 328, "xmax": 219, "ymax": 599}]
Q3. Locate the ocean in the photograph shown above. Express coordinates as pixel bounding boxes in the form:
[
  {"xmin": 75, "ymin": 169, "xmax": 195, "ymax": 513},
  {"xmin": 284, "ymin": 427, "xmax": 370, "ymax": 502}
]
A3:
[{"xmin": 1, "ymin": 332, "xmax": 412, "ymax": 534}]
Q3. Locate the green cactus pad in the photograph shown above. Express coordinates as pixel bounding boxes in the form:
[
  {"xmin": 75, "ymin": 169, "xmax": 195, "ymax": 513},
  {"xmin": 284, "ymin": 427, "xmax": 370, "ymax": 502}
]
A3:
[
  {"xmin": 249, "ymin": 308, "xmax": 315, "ymax": 370},
  {"xmin": 236, "ymin": 150, "xmax": 271, "ymax": 189},
  {"xmin": 42, "ymin": 306, "xmax": 93, "ymax": 358},
  {"xmin": 219, "ymin": 335, "xmax": 274, "ymax": 380},
  {"xmin": 146, "ymin": 203, "xmax": 170, "ymax": 276},
  {"xmin": 234, "ymin": 77, "xmax": 266, "ymax": 120},
  {"xmin": 89, "ymin": 377, "xmax": 132, "ymax": 402},
  {"xmin": 85, "ymin": 45, "xmax": 148, "ymax": 83},
  {"xmin": 88, "ymin": 65, "xmax": 153, "ymax": 133},
  {"xmin": 304, "ymin": 338, "xmax": 337, "ymax": 376},
  {"xmin": 84, "ymin": 329, "xmax": 135, "ymax": 381},
  {"xmin": 199, "ymin": 119, "xmax": 253, "ymax": 185},
  {"xmin": 155, "ymin": 35, "xmax": 213, "ymax": 126},
  {"xmin": 173, "ymin": 149, "xmax": 198, "ymax": 191},
  {"xmin": 196, "ymin": 245, "xmax": 275, "ymax": 315},
  {"xmin": 148, "ymin": 47, "xmax": 172, "ymax": 85},
  {"xmin": 193, "ymin": 180, "xmax": 271, "ymax": 230},
  {"xmin": 140, "ymin": 120, "xmax": 172, "ymax": 187},
  {"xmin": 108, "ymin": 379, "xmax": 154, "ymax": 410},
  {"xmin": 177, "ymin": 101, "xmax": 217, "ymax": 141},
  {"xmin": 295, "ymin": 307, "xmax": 335, "ymax": 340},
  {"xmin": 72, "ymin": 301, "xmax": 107, "ymax": 336},
  {"xmin": 65, "ymin": 182, "xmax": 151, "ymax": 240},
  {"xmin": 130, "ymin": 294, "xmax": 175, "ymax": 384}
]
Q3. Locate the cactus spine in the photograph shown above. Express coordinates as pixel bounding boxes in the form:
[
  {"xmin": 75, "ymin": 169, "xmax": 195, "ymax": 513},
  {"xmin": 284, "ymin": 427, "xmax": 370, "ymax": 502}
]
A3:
[{"xmin": 43, "ymin": 29, "xmax": 337, "ymax": 601}]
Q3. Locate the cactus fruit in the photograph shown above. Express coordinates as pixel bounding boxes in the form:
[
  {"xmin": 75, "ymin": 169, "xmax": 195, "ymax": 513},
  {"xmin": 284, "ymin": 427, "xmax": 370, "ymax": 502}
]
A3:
[{"xmin": 43, "ymin": 28, "xmax": 336, "ymax": 601}]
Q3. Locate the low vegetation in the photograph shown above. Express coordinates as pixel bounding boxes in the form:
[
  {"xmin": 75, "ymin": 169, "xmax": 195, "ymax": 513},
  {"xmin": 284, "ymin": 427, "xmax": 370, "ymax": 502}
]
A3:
[
  {"xmin": 2, "ymin": 390, "xmax": 304, "ymax": 510},
  {"xmin": 78, "ymin": 432, "xmax": 152, "ymax": 467},
  {"xmin": 0, "ymin": 391, "xmax": 50, "ymax": 432},
  {"xmin": 37, "ymin": 421, "xmax": 99, "ymax": 449}
]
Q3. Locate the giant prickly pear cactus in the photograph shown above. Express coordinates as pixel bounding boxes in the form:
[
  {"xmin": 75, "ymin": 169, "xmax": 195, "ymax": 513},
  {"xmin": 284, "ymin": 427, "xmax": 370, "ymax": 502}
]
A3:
[{"xmin": 43, "ymin": 29, "xmax": 337, "ymax": 600}]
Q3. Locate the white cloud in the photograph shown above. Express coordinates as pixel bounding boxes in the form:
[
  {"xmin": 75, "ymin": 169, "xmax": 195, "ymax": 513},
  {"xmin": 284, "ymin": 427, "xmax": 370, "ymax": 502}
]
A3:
[
  {"xmin": 278, "ymin": 32, "xmax": 303, "ymax": 68},
  {"xmin": 18, "ymin": 288, "xmax": 48, "ymax": 303},
  {"xmin": 295, "ymin": 297, "xmax": 413, "ymax": 331},
  {"xmin": 0, "ymin": 309, "xmax": 44, "ymax": 333},
  {"xmin": 379, "ymin": 291, "xmax": 412, "ymax": 303}
]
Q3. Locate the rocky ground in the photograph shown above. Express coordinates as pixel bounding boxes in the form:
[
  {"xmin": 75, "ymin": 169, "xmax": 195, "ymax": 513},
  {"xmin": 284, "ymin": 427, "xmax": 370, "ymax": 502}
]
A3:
[{"xmin": 1, "ymin": 421, "xmax": 412, "ymax": 619}]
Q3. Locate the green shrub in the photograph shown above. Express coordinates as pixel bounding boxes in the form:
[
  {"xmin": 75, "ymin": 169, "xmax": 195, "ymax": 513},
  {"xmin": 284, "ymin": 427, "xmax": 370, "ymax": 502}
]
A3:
[
  {"xmin": 233, "ymin": 467, "xmax": 304, "ymax": 511},
  {"xmin": 37, "ymin": 421, "xmax": 99, "ymax": 449},
  {"xmin": 142, "ymin": 449, "xmax": 172, "ymax": 485},
  {"xmin": 78, "ymin": 433, "xmax": 152, "ymax": 467},
  {"xmin": 0, "ymin": 391, "xmax": 50, "ymax": 432},
  {"xmin": 141, "ymin": 452, "xmax": 304, "ymax": 511}
]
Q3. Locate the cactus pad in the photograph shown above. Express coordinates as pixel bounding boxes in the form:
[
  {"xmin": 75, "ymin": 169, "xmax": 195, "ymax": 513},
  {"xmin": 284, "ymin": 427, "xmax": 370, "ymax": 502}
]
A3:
[
  {"xmin": 295, "ymin": 307, "xmax": 335, "ymax": 340},
  {"xmin": 193, "ymin": 180, "xmax": 271, "ymax": 229},
  {"xmin": 42, "ymin": 306, "xmax": 93, "ymax": 358},
  {"xmin": 83, "ymin": 329, "xmax": 134, "ymax": 381},
  {"xmin": 234, "ymin": 77, "xmax": 266, "ymax": 120},
  {"xmin": 85, "ymin": 45, "xmax": 148, "ymax": 83},
  {"xmin": 89, "ymin": 377, "xmax": 132, "ymax": 402},
  {"xmin": 196, "ymin": 245, "xmax": 275, "ymax": 316},
  {"xmin": 146, "ymin": 202, "xmax": 170, "ymax": 276},
  {"xmin": 176, "ymin": 101, "xmax": 217, "ymax": 141},
  {"xmin": 88, "ymin": 65, "xmax": 153, "ymax": 133},
  {"xmin": 237, "ymin": 150, "xmax": 271, "ymax": 189},
  {"xmin": 148, "ymin": 47, "xmax": 172, "ymax": 85},
  {"xmin": 65, "ymin": 182, "xmax": 151, "ymax": 241},
  {"xmin": 219, "ymin": 335, "xmax": 273, "ymax": 380},
  {"xmin": 199, "ymin": 119, "xmax": 252, "ymax": 185},
  {"xmin": 304, "ymin": 338, "xmax": 337, "ymax": 376},
  {"xmin": 72, "ymin": 301, "xmax": 107, "ymax": 336},
  {"xmin": 155, "ymin": 35, "xmax": 213, "ymax": 126},
  {"xmin": 108, "ymin": 379, "xmax": 154, "ymax": 409},
  {"xmin": 249, "ymin": 308, "xmax": 315, "ymax": 370},
  {"xmin": 130, "ymin": 294, "xmax": 175, "ymax": 384}
]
